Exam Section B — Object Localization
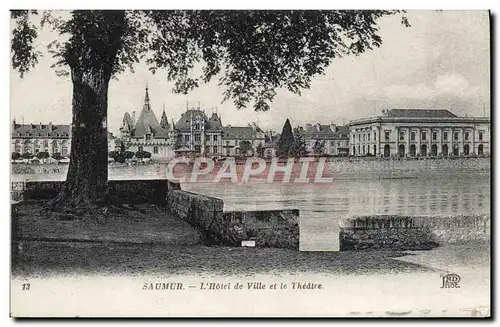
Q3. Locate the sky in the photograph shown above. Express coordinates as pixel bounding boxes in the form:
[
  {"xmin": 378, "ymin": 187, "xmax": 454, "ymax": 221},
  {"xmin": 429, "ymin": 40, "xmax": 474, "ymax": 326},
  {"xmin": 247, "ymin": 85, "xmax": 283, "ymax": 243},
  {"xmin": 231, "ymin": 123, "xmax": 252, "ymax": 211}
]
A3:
[{"xmin": 10, "ymin": 10, "xmax": 491, "ymax": 135}]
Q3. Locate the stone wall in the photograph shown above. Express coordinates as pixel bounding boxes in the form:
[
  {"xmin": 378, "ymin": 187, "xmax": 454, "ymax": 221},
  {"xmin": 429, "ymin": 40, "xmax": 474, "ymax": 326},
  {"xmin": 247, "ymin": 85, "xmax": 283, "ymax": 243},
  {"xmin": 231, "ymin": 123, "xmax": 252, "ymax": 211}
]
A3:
[
  {"xmin": 223, "ymin": 210, "xmax": 299, "ymax": 249},
  {"xmin": 166, "ymin": 190, "xmax": 299, "ymax": 249},
  {"xmin": 339, "ymin": 214, "xmax": 490, "ymax": 251},
  {"xmin": 11, "ymin": 179, "xmax": 173, "ymax": 204}
]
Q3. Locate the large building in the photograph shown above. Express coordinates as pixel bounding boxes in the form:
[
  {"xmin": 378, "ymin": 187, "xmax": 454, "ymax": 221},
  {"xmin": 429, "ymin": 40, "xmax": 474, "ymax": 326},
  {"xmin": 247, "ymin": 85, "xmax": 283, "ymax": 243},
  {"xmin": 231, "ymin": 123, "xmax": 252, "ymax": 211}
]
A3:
[
  {"xmin": 221, "ymin": 123, "xmax": 266, "ymax": 156},
  {"xmin": 174, "ymin": 109, "xmax": 223, "ymax": 157},
  {"xmin": 300, "ymin": 123, "xmax": 350, "ymax": 156},
  {"xmin": 119, "ymin": 86, "xmax": 175, "ymax": 159},
  {"xmin": 349, "ymin": 109, "xmax": 491, "ymax": 157},
  {"xmin": 11, "ymin": 121, "xmax": 71, "ymax": 157}
]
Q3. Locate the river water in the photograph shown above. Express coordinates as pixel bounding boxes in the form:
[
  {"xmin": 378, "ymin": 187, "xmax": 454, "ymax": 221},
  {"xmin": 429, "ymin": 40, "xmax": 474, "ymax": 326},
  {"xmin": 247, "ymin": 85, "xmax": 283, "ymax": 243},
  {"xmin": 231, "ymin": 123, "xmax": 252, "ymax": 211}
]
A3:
[{"xmin": 11, "ymin": 158, "xmax": 491, "ymax": 251}]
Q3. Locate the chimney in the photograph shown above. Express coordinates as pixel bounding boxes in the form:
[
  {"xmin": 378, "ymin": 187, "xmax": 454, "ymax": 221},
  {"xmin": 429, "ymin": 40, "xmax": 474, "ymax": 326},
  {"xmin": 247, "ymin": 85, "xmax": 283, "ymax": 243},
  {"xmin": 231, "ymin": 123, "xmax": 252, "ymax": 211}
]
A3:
[
  {"xmin": 48, "ymin": 122, "xmax": 53, "ymax": 132},
  {"xmin": 252, "ymin": 122, "xmax": 257, "ymax": 132},
  {"xmin": 306, "ymin": 123, "xmax": 312, "ymax": 130},
  {"xmin": 316, "ymin": 123, "xmax": 321, "ymax": 132},
  {"xmin": 330, "ymin": 124, "xmax": 337, "ymax": 133},
  {"xmin": 132, "ymin": 111, "xmax": 136, "ymax": 125}
]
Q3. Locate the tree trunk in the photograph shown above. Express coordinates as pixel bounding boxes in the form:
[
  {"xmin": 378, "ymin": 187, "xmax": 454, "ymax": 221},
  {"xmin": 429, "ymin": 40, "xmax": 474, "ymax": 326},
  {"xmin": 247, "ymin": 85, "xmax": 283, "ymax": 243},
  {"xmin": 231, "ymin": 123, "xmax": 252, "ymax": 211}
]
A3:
[{"xmin": 48, "ymin": 66, "xmax": 111, "ymax": 212}]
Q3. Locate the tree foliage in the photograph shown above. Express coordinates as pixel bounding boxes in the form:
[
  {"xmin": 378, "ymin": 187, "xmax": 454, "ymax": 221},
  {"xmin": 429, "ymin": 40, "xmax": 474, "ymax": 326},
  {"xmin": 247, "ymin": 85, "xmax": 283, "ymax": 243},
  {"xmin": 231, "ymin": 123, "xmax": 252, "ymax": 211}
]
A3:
[
  {"xmin": 11, "ymin": 152, "xmax": 21, "ymax": 160},
  {"xmin": 52, "ymin": 152, "xmax": 62, "ymax": 161},
  {"xmin": 36, "ymin": 151, "xmax": 50, "ymax": 159},
  {"xmin": 11, "ymin": 10, "xmax": 408, "ymax": 111},
  {"xmin": 291, "ymin": 127, "xmax": 307, "ymax": 157},
  {"xmin": 238, "ymin": 140, "xmax": 253, "ymax": 155},
  {"xmin": 135, "ymin": 150, "xmax": 151, "ymax": 159},
  {"xmin": 21, "ymin": 152, "xmax": 33, "ymax": 159},
  {"xmin": 313, "ymin": 140, "xmax": 326, "ymax": 155},
  {"xmin": 277, "ymin": 118, "xmax": 294, "ymax": 156},
  {"xmin": 256, "ymin": 143, "xmax": 265, "ymax": 157}
]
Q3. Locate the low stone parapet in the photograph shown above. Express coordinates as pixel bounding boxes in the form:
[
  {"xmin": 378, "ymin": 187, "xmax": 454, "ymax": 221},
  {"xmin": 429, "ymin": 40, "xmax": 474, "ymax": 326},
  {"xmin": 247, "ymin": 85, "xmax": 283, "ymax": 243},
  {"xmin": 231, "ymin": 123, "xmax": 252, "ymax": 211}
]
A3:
[{"xmin": 339, "ymin": 214, "xmax": 490, "ymax": 251}]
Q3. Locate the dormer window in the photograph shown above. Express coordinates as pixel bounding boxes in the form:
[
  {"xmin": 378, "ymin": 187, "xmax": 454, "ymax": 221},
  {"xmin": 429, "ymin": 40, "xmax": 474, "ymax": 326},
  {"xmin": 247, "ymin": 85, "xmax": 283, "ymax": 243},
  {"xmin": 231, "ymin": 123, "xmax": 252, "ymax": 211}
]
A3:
[{"xmin": 145, "ymin": 134, "xmax": 152, "ymax": 141}]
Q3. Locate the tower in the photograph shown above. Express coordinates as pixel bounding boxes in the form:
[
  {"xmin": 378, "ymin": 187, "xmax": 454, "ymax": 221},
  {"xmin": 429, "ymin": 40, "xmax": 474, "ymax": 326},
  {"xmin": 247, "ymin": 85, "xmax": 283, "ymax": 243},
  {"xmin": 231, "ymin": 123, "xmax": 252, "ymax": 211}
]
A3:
[
  {"xmin": 143, "ymin": 84, "xmax": 151, "ymax": 112},
  {"xmin": 160, "ymin": 103, "xmax": 170, "ymax": 129}
]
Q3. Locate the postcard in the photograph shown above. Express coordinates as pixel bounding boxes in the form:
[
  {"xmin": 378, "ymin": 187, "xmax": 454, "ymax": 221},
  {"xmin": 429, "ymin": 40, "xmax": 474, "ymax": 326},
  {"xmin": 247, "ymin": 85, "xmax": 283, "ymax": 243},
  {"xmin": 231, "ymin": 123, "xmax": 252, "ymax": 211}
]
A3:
[{"xmin": 10, "ymin": 9, "xmax": 491, "ymax": 317}]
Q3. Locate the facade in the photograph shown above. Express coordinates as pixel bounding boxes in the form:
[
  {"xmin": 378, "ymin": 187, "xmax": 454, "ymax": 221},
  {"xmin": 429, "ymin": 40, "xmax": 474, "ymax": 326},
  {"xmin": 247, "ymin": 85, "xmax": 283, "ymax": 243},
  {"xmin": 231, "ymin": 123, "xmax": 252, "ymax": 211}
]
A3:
[
  {"xmin": 221, "ymin": 123, "xmax": 266, "ymax": 156},
  {"xmin": 300, "ymin": 123, "xmax": 350, "ymax": 156},
  {"xmin": 11, "ymin": 121, "xmax": 71, "ymax": 157},
  {"xmin": 349, "ymin": 109, "xmax": 491, "ymax": 157},
  {"xmin": 174, "ymin": 109, "xmax": 223, "ymax": 157},
  {"xmin": 12, "ymin": 121, "xmax": 122, "ymax": 158},
  {"xmin": 119, "ymin": 86, "xmax": 175, "ymax": 159}
]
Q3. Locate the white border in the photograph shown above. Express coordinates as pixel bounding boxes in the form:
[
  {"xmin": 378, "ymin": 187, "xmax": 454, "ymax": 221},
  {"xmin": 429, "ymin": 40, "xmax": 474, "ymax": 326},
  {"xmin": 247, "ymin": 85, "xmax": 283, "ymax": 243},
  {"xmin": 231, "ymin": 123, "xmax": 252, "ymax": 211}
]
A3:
[{"xmin": 2, "ymin": 1, "xmax": 498, "ymax": 325}]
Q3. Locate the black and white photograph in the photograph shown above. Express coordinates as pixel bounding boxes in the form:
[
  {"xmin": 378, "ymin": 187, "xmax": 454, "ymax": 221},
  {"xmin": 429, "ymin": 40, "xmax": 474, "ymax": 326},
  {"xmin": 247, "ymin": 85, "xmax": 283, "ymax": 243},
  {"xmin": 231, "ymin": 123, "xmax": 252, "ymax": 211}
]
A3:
[{"xmin": 9, "ymin": 8, "xmax": 491, "ymax": 317}]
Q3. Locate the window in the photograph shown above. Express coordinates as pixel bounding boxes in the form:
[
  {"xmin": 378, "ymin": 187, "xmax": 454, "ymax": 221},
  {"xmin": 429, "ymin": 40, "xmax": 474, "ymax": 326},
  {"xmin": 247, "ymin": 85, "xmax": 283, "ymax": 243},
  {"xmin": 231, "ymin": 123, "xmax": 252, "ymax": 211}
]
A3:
[
  {"xmin": 443, "ymin": 132, "xmax": 448, "ymax": 141},
  {"xmin": 384, "ymin": 131, "xmax": 390, "ymax": 141},
  {"xmin": 422, "ymin": 132, "xmax": 427, "ymax": 141},
  {"xmin": 465, "ymin": 132, "xmax": 469, "ymax": 140},
  {"xmin": 138, "ymin": 145, "xmax": 143, "ymax": 152},
  {"xmin": 399, "ymin": 131, "xmax": 405, "ymax": 141},
  {"xmin": 411, "ymin": 132, "xmax": 416, "ymax": 141},
  {"xmin": 185, "ymin": 135, "xmax": 190, "ymax": 142},
  {"xmin": 145, "ymin": 134, "xmax": 151, "ymax": 141},
  {"xmin": 194, "ymin": 123, "xmax": 200, "ymax": 130},
  {"xmin": 226, "ymin": 148, "xmax": 230, "ymax": 155},
  {"xmin": 368, "ymin": 133, "xmax": 371, "ymax": 141},
  {"xmin": 479, "ymin": 131, "xmax": 484, "ymax": 141},
  {"xmin": 432, "ymin": 132, "xmax": 437, "ymax": 141},
  {"xmin": 374, "ymin": 132, "xmax": 377, "ymax": 141},
  {"xmin": 358, "ymin": 134, "xmax": 361, "ymax": 142},
  {"xmin": 195, "ymin": 134, "xmax": 201, "ymax": 142},
  {"xmin": 194, "ymin": 145, "xmax": 201, "ymax": 153},
  {"xmin": 454, "ymin": 132, "xmax": 459, "ymax": 141},
  {"xmin": 362, "ymin": 145, "xmax": 365, "ymax": 155},
  {"xmin": 213, "ymin": 146, "xmax": 218, "ymax": 154},
  {"xmin": 226, "ymin": 140, "xmax": 230, "ymax": 145},
  {"xmin": 363, "ymin": 134, "xmax": 366, "ymax": 142},
  {"xmin": 213, "ymin": 135, "xmax": 218, "ymax": 142},
  {"xmin": 153, "ymin": 146, "xmax": 159, "ymax": 154}
]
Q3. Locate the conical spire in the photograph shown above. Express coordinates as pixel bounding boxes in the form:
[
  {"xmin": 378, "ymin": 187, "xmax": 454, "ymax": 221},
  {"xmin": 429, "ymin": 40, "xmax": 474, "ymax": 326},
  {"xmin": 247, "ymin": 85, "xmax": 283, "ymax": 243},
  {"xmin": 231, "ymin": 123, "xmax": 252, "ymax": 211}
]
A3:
[
  {"xmin": 160, "ymin": 103, "xmax": 169, "ymax": 129},
  {"xmin": 143, "ymin": 83, "xmax": 151, "ymax": 112}
]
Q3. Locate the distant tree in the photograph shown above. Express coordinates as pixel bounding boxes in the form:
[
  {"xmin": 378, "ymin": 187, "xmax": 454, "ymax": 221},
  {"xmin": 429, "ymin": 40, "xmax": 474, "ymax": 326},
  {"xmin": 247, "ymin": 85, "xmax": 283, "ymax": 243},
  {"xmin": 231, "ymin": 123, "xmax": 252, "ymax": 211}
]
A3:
[
  {"xmin": 21, "ymin": 152, "xmax": 33, "ymax": 159},
  {"xmin": 239, "ymin": 140, "xmax": 253, "ymax": 156},
  {"xmin": 278, "ymin": 119, "xmax": 294, "ymax": 157},
  {"xmin": 135, "ymin": 150, "xmax": 151, "ymax": 160},
  {"xmin": 11, "ymin": 152, "xmax": 21, "ymax": 160},
  {"xmin": 36, "ymin": 151, "xmax": 50, "ymax": 160},
  {"xmin": 291, "ymin": 127, "xmax": 307, "ymax": 157},
  {"xmin": 11, "ymin": 9, "xmax": 408, "ymax": 214},
  {"xmin": 256, "ymin": 143, "xmax": 265, "ymax": 157},
  {"xmin": 119, "ymin": 141, "xmax": 126, "ymax": 153},
  {"xmin": 123, "ymin": 151, "xmax": 135, "ymax": 160},
  {"xmin": 52, "ymin": 152, "xmax": 62, "ymax": 161},
  {"xmin": 313, "ymin": 140, "xmax": 325, "ymax": 156}
]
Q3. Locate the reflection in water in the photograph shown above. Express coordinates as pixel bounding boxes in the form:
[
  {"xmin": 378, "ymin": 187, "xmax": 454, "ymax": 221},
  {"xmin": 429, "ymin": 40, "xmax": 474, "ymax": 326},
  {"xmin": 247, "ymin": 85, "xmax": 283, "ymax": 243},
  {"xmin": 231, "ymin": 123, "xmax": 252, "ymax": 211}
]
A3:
[{"xmin": 12, "ymin": 164, "xmax": 490, "ymax": 251}]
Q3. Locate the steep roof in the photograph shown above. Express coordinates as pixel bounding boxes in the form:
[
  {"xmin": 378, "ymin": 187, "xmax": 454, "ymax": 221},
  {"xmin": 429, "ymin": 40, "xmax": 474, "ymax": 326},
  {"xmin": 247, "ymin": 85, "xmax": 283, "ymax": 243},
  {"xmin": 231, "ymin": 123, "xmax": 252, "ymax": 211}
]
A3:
[
  {"xmin": 386, "ymin": 109, "xmax": 457, "ymax": 118},
  {"xmin": 175, "ymin": 109, "xmax": 223, "ymax": 130},
  {"xmin": 130, "ymin": 86, "xmax": 169, "ymax": 138},
  {"xmin": 222, "ymin": 125, "xmax": 265, "ymax": 140},
  {"xmin": 160, "ymin": 107, "xmax": 170, "ymax": 129},
  {"xmin": 302, "ymin": 124, "xmax": 349, "ymax": 139},
  {"xmin": 12, "ymin": 123, "xmax": 70, "ymax": 138}
]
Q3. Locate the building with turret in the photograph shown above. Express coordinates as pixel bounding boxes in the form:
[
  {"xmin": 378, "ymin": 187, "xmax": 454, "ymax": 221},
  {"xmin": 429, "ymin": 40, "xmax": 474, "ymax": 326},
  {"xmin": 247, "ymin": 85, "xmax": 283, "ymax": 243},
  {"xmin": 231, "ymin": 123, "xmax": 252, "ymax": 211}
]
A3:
[
  {"xmin": 119, "ymin": 85, "xmax": 175, "ymax": 159},
  {"xmin": 173, "ymin": 108, "xmax": 223, "ymax": 157}
]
